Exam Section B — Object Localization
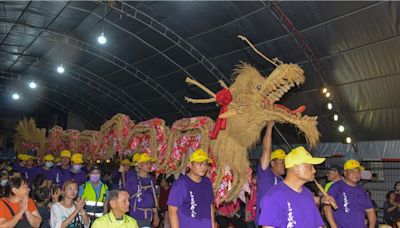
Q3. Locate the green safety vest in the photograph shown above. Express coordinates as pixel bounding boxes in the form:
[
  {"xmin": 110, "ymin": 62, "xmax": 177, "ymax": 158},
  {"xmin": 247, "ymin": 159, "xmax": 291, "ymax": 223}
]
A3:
[{"xmin": 81, "ymin": 182, "xmax": 108, "ymax": 218}]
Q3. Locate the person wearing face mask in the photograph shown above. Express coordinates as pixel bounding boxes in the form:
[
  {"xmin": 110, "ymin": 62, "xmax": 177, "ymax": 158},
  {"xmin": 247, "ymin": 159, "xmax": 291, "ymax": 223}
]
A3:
[
  {"xmin": 78, "ymin": 164, "xmax": 109, "ymax": 220},
  {"xmin": 54, "ymin": 150, "xmax": 72, "ymax": 188},
  {"xmin": 126, "ymin": 152, "xmax": 159, "ymax": 228},
  {"xmin": 32, "ymin": 154, "xmax": 57, "ymax": 186},
  {"xmin": 68, "ymin": 153, "xmax": 87, "ymax": 186}
]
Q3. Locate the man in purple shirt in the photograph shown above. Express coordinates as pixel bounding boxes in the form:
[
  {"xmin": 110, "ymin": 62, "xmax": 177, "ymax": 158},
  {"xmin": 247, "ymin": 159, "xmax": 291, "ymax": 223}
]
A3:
[
  {"xmin": 54, "ymin": 150, "xmax": 72, "ymax": 187},
  {"xmin": 168, "ymin": 149, "xmax": 215, "ymax": 228},
  {"xmin": 259, "ymin": 146, "xmax": 327, "ymax": 228},
  {"xmin": 256, "ymin": 122, "xmax": 286, "ymax": 225},
  {"xmin": 325, "ymin": 159, "xmax": 376, "ymax": 228},
  {"xmin": 126, "ymin": 153, "xmax": 159, "ymax": 228},
  {"xmin": 68, "ymin": 153, "xmax": 87, "ymax": 185},
  {"xmin": 31, "ymin": 154, "xmax": 58, "ymax": 184}
]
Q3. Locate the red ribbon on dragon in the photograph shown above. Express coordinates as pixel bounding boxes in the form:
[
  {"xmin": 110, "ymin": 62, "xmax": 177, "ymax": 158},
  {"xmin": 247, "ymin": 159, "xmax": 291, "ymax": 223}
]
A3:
[{"xmin": 210, "ymin": 88, "xmax": 233, "ymax": 139}]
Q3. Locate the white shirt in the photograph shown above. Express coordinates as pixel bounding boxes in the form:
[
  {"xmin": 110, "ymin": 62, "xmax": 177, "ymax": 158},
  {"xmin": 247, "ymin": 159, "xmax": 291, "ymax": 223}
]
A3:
[{"xmin": 50, "ymin": 202, "xmax": 90, "ymax": 228}]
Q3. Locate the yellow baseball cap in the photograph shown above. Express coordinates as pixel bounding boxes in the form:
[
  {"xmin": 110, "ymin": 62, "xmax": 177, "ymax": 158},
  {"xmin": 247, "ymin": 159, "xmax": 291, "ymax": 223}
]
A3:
[
  {"xmin": 121, "ymin": 159, "xmax": 131, "ymax": 166},
  {"xmin": 55, "ymin": 157, "xmax": 61, "ymax": 163},
  {"xmin": 43, "ymin": 154, "xmax": 55, "ymax": 161},
  {"xmin": 344, "ymin": 159, "xmax": 365, "ymax": 171},
  {"xmin": 60, "ymin": 150, "xmax": 71, "ymax": 158},
  {"xmin": 133, "ymin": 153, "xmax": 156, "ymax": 165},
  {"xmin": 71, "ymin": 153, "xmax": 84, "ymax": 164},
  {"xmin": 271, "ymin": 149, "xmax": 286, "ymax": 160},
  {"xmin": 189, "ymin": 149, "xmax": 211, "ymax": 163},
  {"xmin": 285, "ymin": 146, "xmax": 325, "ymax": 168},
  {"xmin": 18, "ymin": 154, "xmax": 29, "ymax": 161},
  {"xmin": 25, "ymin": 155, "xmax": 34, "ymax": 160}
]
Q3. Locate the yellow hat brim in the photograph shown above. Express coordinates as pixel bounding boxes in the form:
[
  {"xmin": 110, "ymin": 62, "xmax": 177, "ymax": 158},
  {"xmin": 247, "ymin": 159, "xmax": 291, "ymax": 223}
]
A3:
[{"xmin": 190, "ymin": 157, "xmax": 212, "ymax": 163}]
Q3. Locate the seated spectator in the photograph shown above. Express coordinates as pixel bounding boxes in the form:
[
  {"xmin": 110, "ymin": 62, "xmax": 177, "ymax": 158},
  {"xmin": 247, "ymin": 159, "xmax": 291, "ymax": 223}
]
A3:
[
  {"xmin": 91, "ymin": 189, "xmax": 138, "ymax": 228},
  {"xmin": 0, "ymin": 176, "xmax": 42, "ymax": 227},
  {"xmin": 50, "ymin": 180, "xmax": 90, "ymax": 228},
  {"xmin": 384, "ymin": 190, "xmax": 400, "ymax": 226},
  {"xmin": 33, "ymin": 187, "xmax": 51, "ymax": 228}
]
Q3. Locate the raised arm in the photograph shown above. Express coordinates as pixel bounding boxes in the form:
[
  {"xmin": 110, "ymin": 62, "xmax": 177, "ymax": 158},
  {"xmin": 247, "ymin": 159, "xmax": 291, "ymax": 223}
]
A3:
[{"xmin": 260, "ymin": 122, "xmax": 274, "ymax": 170}]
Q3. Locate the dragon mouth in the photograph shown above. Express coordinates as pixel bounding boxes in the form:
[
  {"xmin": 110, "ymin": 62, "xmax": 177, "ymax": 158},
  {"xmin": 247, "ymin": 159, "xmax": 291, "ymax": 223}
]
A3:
[{"xmin": 275, "ymin": 104, "xmax": 305, "ymax": 115}]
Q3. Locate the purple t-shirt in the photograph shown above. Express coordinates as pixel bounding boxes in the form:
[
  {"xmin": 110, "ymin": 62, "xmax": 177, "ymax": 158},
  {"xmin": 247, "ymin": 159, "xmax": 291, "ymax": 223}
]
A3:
[
  {"xmin": 125, "ymin": 171, "xmax": 156, "ymax": 220},
  {"xmin": 259, "ymin": 182, "xmax": 324, "ymax": 228},
  {"xmin": 256, "ymin": 163, "xmax": 283, "ymax": 225},
  {"xmin": 54, "ymin": 166, "xmax": 71, "ymax": 187},
  {"xmin": 168, "ymin": 175, "xmax": 214, "ymax": 228},
  {"xmin": 68, "ymin": 170, "xmax": 87, "ymax": 186},
  {"xmin": 32, "ymin": 166, "xmax": 58, "ymax": 183},
  {"xmin": 327, "ymin": 180, "xmax": 373, "ymax": 228}
]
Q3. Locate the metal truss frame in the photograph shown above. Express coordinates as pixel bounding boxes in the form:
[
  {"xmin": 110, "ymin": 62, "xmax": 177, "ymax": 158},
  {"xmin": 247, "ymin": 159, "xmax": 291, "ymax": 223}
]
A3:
[{"xmin": 0, "ymin": 71, "xmax": 108, "ymax": 123}]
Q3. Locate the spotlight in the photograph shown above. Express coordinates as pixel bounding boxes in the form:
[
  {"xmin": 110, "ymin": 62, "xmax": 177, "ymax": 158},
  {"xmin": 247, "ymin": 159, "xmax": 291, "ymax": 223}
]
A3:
[
  {"xmin": 327, "ymin": 102, "xmax": 333, "ymax": 110},
  {"xmin": 12, "ymin": 93, "xmax": 20, "ymax": 100},
  {"xmin": 97, "ymin": 32, "xmax": 107, "ymax": 45},
  {"xmin": 338, "ymin": 125, "xmax": 345, "ymax": 132},
  {"xmin": 346, "ymin": 137, "xmax": 352, "ymax": 144},
  {"xmin": 333, "ymin": 114, "xmax": 339, "ymax": 122},
  {"xmin": 322, "ymin": 88, "xmax": 328, "ymax": 94},
  {"xmin": 57, "ymin": 64, "xmax": 65, "ymax": 74},
  {"xmin": 29, "ymin": 81, "xmax": 37, "ymax": 89},
  {"xmin": 325, "ymin": 92, "xmax": 331, "ymax": 98}
]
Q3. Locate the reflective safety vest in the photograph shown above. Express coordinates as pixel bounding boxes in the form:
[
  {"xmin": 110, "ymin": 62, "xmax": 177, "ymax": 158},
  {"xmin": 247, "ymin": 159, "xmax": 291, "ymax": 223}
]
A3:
[{"xmin": 81, "ymin": 182, "xmax": 108, "ymax": 218}]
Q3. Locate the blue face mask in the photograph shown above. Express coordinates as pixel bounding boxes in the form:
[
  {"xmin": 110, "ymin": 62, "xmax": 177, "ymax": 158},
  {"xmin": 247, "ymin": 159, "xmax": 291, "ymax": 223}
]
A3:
[
  {"xmin": 89, "ymin": 174, "xmax": 101, "ymax": 183},
  {"xmin": 45, "ymin": 162, "xmax": 54, "ymax": 168}
]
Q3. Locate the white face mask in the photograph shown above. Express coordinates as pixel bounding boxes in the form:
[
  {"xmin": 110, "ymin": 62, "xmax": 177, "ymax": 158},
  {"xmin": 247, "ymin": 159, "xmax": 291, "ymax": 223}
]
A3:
[
  {"xmin": 72, "ymin": 164, "xmax": 82, "ymax": 171},
  {"xmin": 0, "ymin": 179, "xmax": 7, "ymax": 186},
  {"xmin": 45, "ymin": 162, "xmax": 54, "ymax": 168}
]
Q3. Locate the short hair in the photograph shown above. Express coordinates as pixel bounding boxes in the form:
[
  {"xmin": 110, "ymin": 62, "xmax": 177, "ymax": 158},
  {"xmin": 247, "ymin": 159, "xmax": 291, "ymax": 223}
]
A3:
[
  {"xmin": 4, "ymin": 176, "xmax": 27, "ymax": 197},
  {"xmin": 394, "ymin": 181, "xmax": 400, "ymax": 189},
  {"xmin": 108, "ymin": 189, "xmax": 129, "ymax": 202}
]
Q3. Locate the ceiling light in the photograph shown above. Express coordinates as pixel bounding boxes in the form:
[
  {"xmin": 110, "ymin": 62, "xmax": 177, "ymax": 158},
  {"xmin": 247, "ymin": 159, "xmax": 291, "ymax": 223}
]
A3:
[
  {"xmin": 325, "ymin": 92, "xmax": 331, "ymax": 98},
  {"xmin": 97, "ymin": 32, "xmax": 107, "ymax": 45},
  {"xmin": 29, "ymin": 81, "xmax": 37, "ymax": 89},
  {"xmin": 346, "ymin": 137, "xmax": 352, "ymax": 144},
  {"xmin": 327, "ymin": 102, "xmax": 333, "ymax": 110},
  {"xmin": 12, "ymin": 93, "xmax": 20, "ymax": 100},
  {"xmin": 322, "ymin": 87, "xmax": 328, "ymax": 94},
  {"xmin": 338, "ymin": 125, "xmax": 345, "ymax": 132},
  {"xmin": 333, "ymin": 114, "xmax": 339, "ymax": 122},
  {"xmin": 57, "ymin": 64, "xmax": 65, "ymax": 74}
]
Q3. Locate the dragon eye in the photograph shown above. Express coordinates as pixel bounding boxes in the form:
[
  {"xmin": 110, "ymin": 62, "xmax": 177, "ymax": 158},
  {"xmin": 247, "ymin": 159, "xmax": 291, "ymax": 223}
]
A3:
[{"xmin": 256, "ymin": 84, "xmax": 262, "ymax": 91}]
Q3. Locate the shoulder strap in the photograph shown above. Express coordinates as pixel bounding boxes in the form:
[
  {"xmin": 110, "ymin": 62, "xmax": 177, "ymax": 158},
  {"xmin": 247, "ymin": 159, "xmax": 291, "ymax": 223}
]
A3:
[{"xmin": 1, "ymin": 199, "xmax": 16, "ymax": 216}]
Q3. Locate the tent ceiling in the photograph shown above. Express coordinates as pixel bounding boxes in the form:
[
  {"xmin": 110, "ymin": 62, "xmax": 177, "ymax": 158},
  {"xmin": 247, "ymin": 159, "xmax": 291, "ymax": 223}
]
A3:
[{"xmin": 0, "ymin": 1, "xmax": 398, "ymax": 144}]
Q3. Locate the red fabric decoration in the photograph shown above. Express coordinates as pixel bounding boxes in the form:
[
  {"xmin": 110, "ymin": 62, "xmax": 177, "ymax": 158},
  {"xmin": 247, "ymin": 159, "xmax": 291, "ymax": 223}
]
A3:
[{"xmin": 211, "ymin": 88, "xmax": 233, "ymax": 139}]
